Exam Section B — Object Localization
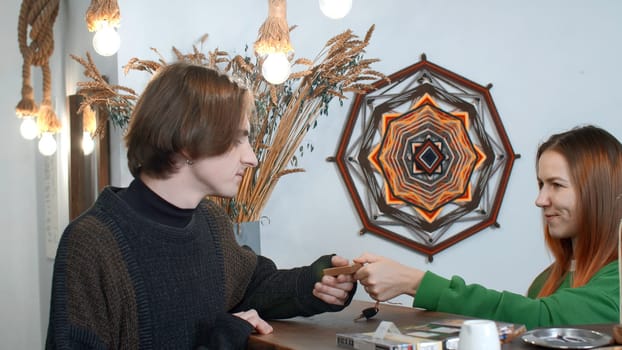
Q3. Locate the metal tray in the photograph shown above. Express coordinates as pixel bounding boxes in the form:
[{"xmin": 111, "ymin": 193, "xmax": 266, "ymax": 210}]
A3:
[{"xmin": 521, "ymin": 328, "xmax": 613, "ymax": 349}]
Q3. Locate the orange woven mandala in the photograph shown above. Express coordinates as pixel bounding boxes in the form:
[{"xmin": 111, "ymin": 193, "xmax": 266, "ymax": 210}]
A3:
[{"xmin": 334, "ymin": 55, "xmax": 517, "ymax": 259}]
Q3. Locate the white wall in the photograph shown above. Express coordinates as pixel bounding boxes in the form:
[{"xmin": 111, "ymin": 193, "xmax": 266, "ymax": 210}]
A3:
[
  {"xmin": 0, "ymin": 0, "xmax": 119, "ymax": 348},
  {"xmin": 260, "ymin": 0, "xmax": 622, "ymax": 304},
  {"xmin": 0, "ymin": 0, "xmax": 43, "ymax": 347},
  {"xmin": 1, "ymin": 0, "xmax": 621, "ymax": 347},
  {"xmin": 115, "ymin": 0, "xmax": 622, "ymax": 305}
]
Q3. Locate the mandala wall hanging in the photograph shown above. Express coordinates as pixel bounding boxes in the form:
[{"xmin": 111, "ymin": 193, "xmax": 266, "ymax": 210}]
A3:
[{"xmin": 332, "ymin": 54, "xmax": 518, "ymax": 260}]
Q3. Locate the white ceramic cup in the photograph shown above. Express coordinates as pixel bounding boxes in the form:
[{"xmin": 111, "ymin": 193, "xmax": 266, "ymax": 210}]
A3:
[{"xmin": 458, "ymin": 319, "xmax": 501, "ymax": 350}]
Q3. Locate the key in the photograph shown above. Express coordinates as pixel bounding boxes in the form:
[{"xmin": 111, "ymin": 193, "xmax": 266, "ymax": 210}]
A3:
[
  {"xmin": 353, "ymin": 302, "xmax": 379, "ymax": 321},
  {"xmin": 323, "ymin": 263, "xmax": 363, "ymax": 277}
]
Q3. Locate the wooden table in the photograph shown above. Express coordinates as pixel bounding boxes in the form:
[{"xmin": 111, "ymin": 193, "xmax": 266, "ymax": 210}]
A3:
[{"xmin": 248, "ymin": 300, "xmax": 617, "ymax": 349}]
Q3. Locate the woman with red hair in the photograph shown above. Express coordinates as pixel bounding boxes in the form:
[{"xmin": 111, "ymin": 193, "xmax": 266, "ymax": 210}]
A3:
[{"xmin": 354, "ymin": 125, "xmax": 622, "ymax": 330}]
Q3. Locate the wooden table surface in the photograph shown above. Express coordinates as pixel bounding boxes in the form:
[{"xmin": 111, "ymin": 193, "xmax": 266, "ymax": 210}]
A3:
[{"xmin": 248, "ymin": 299, "xmax": 618, "ymax": 350}]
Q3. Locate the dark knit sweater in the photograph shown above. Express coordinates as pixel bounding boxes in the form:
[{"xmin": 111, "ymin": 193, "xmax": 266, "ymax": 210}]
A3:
[{"xmin": 46, "ymin": 183, "xmax": 353, "ymax": 349}]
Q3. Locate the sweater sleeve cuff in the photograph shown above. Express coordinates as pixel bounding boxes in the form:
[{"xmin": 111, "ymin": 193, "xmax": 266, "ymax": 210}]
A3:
[
  {"xmin": 196, "ymin": 313, "xmax": 254, "ymax": 349},
  {"xmin": 412, "ymin": 271, "xmax": 451, "ymax": 310},
  {"xmin": 298, "ymin": 254, "xmax": 357, "ymax": 314},
  {"xmin": 309, "ymin": 254, "xmax": 334, "ymax": 280}
]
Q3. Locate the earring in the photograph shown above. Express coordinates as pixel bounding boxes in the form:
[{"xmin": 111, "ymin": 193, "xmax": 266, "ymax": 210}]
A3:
[{"xmin": 186, "ymin": 159, "xmax": 194, "ymax": 166}]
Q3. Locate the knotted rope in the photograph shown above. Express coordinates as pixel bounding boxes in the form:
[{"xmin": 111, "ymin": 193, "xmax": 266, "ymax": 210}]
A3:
[
  {"xmin": 254, "ymin": 0, "xmax": 294, "ymax": 55},
  {"xmin": 85, "ymin": 0, "xmax": 121, "ymax": 32},
  {"xmin": 16, "ymin": 0, "xmax": 60, "ymax": 133}
]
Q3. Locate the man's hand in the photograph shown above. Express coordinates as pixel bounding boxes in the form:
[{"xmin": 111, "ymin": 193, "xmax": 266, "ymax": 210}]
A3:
[
  {"xmin": 233, "ymin": 309, "xmax": 273, "ymax": 335},
  {"xmin": 312, "ymin": 255, "xmax": 355, "ymax": 305}
]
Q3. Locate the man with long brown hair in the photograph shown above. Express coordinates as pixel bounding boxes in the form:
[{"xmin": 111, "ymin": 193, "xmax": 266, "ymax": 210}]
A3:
[
  {"xmin": 353, "ymin": 125, "xmax": 622, "ymax": 330},
  {"xmin": 46, "ymin": 62, "xmax": 357, "ymax": 349}
]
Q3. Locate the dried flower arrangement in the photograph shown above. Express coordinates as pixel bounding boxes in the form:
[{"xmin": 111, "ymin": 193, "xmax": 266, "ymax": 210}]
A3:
[{"xmin": 71, "ymin": 25, "xmax": 385, "ymax": 222}]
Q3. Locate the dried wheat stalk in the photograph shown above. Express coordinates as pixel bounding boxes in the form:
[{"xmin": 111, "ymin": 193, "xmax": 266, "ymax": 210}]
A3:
[
  {"xmin": 70, "ymin": 52, "xmax": 138, "ymax": 136},
  {"xmin": 71, "ymin": 25, "xmax": 386, "ymax": 222}
]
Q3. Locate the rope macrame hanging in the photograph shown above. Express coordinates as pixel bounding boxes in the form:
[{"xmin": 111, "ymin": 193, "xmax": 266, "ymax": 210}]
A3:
[
  {"xmin": 85, "ymin": 0, "xmax": 121, "ymax": 32},
  {"xmin": 16, "ymin": 0, "xmax": 60, "ymax": 134},
  {"xmin": 254, "ymin": 0, "xmax": 294, "ymax": 56}
]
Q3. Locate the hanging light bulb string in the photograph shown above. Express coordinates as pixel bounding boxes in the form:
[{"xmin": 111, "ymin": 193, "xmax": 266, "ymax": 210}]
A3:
[
  {"xmin": 254, "ymin": 0, "xmax": 293, "ymax": 56},
  {"xmin": 254, "ymin": 0, "xmax": 295, "ymax": 84},
  {"xmin": 37, "ymin": 60, "xmax": 61, "ymax": 135},
  {"xmin": 86, "ymin": 0, "xmax": 121, "ymax": 56},
  {"xmin": 82, "ymin": 104, "xmax": 97, "ymax": 137},
  {"xmin": 81, "ymin": 104, "xmax": 97, "ymax": 155},
  {"xmin": 16, "ymin": 0, "xmax": 61, "ymax": 136},
  {"xmin": 85, "ymin": 0, "xmax": 121, "ymax": 32}
]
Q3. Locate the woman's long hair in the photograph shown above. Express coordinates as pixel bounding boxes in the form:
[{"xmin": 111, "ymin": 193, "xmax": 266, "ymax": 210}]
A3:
[{"xmin": 537, "ymin": 125, "xmax": 622, "ymax": 297}]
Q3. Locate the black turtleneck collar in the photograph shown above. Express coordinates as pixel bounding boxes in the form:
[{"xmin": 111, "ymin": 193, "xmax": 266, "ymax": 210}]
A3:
[{"xmin": 118, "ymin": 178, "xmax": 195, "ymax": 228}]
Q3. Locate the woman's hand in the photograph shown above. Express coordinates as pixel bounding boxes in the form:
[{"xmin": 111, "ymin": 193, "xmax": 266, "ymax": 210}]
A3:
[
  {"xmin": 233, "ymin": 309, "xmax": 273, "ymax": 335},
  {"xmin": 353, "ymin": 252, "xmax": 424, "ymax": 301},
  {"xmin": 312, "ymin": 255, "xmax": 356, "ymax": 305}
]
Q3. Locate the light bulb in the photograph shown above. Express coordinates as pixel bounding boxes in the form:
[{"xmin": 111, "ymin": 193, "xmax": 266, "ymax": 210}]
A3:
[
  {"xmin": 38, "ymin": 132, "xmax": 57, "ymax": 156},
  {"xmin": 19, "ymin": 115, "xmax": 38, "ymax": 140},
  {"xmin": 93, "ymin": 22, "xmax": 120, "ymax": 56},
  {"xmin": 319, "ymin": 0, "xmax": 353, "ymax": 19},
  {"xmin": 261, "ymin": 53, "xmax": 291, "ymax": 85},
  {"xmin": 82, "ymin": 132, "xmax": 95, "ymax": 155}
]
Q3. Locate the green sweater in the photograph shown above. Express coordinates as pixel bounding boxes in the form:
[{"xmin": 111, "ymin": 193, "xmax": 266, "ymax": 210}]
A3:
[{"xmin": 413, "ymin": 261, "xmax": 619, "ymax": 329}]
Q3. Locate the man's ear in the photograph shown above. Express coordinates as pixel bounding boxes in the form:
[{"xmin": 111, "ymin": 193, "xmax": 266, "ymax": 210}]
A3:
[{"xmin": 179, "ymin": 149, "xmax": 193, "ymax": 162}]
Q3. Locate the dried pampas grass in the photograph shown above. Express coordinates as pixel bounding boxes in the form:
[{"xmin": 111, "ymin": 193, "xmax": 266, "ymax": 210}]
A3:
[{"xmin": 71, "ymin": 25, "xmax": 386, "ymax": 222}]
